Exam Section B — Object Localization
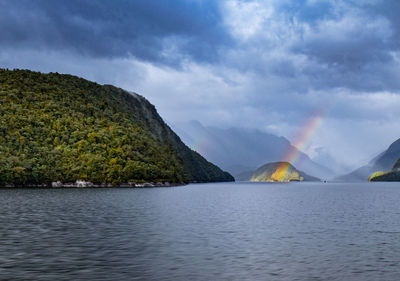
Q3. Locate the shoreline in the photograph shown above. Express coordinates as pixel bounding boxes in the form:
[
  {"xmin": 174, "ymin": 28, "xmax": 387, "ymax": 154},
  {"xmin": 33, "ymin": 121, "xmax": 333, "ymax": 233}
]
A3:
[{"xmin": 0, "ymin": 181, "xmax": 186, "ymax": 189}]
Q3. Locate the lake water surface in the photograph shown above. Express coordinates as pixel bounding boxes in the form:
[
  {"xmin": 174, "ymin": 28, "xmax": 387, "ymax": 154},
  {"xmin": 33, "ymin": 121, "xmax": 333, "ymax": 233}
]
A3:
[{"xmin": 1, "ymin": 182, "xmax": 400, "ymax": 280}]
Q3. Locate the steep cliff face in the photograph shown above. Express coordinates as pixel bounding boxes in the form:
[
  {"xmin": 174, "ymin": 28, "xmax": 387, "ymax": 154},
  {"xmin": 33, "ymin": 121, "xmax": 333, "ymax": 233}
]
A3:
[{"xmin": 0, "ymin": 69, "xmax": 233, "ymax": 186}]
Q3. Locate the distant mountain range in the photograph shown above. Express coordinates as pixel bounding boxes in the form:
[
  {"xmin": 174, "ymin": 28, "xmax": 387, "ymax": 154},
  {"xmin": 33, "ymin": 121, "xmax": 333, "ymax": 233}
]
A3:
[
  {"xmin": 337, "ymin": 138, "xmax": 400, "ymax": 181},
  {"xmin": 172, "ymin": 120, "xmax": 333, "ymax": 180}
]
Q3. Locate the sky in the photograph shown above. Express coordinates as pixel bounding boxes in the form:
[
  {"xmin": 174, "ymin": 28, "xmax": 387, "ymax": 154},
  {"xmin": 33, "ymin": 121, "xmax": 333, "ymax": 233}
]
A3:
[{"xmin": 1, "ymin": 0, "xmax": 400, "ymax": 170}]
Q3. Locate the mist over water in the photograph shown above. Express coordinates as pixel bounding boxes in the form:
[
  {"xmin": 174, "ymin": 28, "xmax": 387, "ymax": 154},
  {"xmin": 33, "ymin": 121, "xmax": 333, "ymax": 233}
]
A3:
[{"xmin": 1, "ymin": 182, "xmax": 400, "ymax": 280}]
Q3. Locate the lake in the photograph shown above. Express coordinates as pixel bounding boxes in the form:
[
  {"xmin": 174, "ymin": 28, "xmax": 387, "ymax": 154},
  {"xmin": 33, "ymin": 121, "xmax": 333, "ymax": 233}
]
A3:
[{"xmin": 1, "ymin": 182, "xmax": 400, "ymax": 280}]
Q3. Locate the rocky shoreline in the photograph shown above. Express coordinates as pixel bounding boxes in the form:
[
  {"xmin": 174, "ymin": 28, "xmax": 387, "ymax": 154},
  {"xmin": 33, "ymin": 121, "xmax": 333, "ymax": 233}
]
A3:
[{"xmin": 0, "ymin": 180, "xmax": 185, "ymax": 188}]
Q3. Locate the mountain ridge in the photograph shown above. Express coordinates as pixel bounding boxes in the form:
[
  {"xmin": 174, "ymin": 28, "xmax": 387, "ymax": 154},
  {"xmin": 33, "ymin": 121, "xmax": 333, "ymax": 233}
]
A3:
[{"xmin": 0, "ymin": 69, "xmax": 233, "ymax": 186}]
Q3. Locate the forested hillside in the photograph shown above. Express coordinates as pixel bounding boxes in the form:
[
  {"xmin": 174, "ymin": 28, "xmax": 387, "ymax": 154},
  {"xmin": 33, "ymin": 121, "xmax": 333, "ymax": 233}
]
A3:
[
  {"xmin": 0, "ymin": 69, "xmax": 233, "ymax": 186},
  {"xmin": 249, "ymin": 162, "xmax": 320, "ymax": 182}
]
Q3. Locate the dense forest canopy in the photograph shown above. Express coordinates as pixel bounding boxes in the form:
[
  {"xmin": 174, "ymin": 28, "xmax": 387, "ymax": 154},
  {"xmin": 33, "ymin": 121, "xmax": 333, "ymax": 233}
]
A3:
[{"xmin": 0, "ymin": 69, "xmax": 233, "ymax": 186}]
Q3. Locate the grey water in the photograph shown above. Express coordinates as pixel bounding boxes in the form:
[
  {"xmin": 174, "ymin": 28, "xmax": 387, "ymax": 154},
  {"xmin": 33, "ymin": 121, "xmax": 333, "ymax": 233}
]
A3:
[{"xmin": 1, "ymin": 182, "xmax": 400, "ymax": 280}]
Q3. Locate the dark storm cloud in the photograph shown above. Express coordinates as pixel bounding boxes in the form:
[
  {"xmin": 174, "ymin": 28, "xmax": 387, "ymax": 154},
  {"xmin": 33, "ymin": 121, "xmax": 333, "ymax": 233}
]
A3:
[
  {"xmin": 364, "ymin": 0, "xmax": 400, "ymax": 49},
  {"xmin": 0, "ymin": 0, "xmax": 232, "ymax": 65},
  {"xmin": 231, "ymin": 0, "xmax": 400, "ymax": 93},
  {"xmin": 276, "ymin": 0, "xmax": 393, "ymax": 67}
]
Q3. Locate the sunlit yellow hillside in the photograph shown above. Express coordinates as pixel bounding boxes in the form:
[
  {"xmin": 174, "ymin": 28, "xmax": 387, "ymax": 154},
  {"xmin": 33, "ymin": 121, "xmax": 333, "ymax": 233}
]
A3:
[{"xmin": 250, "ymin": 162, "xmax": 319, "ymax": 182}]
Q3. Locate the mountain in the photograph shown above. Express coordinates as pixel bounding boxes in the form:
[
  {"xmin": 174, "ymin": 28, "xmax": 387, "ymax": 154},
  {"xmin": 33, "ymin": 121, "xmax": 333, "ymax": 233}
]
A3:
[
  {"xmin": 248, "ymin": 162, "xmax": 320, "ymax": 182},
  {"xmin": 337, "ymin": 138, "xmax": 400, "ymax": 182},
  {"xmin": 235, "ymin": 170, "xmax": 255, "ymax": 181},
  {"xmin": 394, "ymin": 159, "xmax": 400, "ymax": 170},
  {"xmin": 172, "ymin": 120, "xmax": 333, "ymax": 180},
  {"xmin": 0, "ymin": 69, "xmax": 233, "ymax": 186},
  {"xmin": 369, "ymin": 156, "xmax": 400, "ymax": 182},
  {"xmin": 336, "ymin": 166, "xmax": 373, "ymax": 182},
  {"xmin": 369, "ymin": 170, "xmax": 400, "ymax": 182}
]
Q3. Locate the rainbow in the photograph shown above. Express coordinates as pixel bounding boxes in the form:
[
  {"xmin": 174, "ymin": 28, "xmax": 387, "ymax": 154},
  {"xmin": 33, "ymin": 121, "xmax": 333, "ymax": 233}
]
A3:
[{"xmin": 273, "ymin": 105, "xmax": 331, "ymax": 181}]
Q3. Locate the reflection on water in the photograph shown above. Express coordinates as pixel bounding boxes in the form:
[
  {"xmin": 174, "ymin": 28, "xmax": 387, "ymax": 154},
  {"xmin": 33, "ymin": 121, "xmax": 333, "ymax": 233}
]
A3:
[{"xmin": 1, "ymin": 182, "xmax": 400, "ymax": 280}]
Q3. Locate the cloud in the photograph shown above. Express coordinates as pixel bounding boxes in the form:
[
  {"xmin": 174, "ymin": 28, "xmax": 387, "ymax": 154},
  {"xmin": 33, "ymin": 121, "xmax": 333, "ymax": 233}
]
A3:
[
  {"xmin": 2, "ymin": 0, "xmax": 400, "ymax": 169},
  {"xmin": 220, "ymin": 0, "xmax": 400, "ymax": 93},
  {"xmin": 0, "ymin": 0, "xmax": 232, "ymax": 66}
]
